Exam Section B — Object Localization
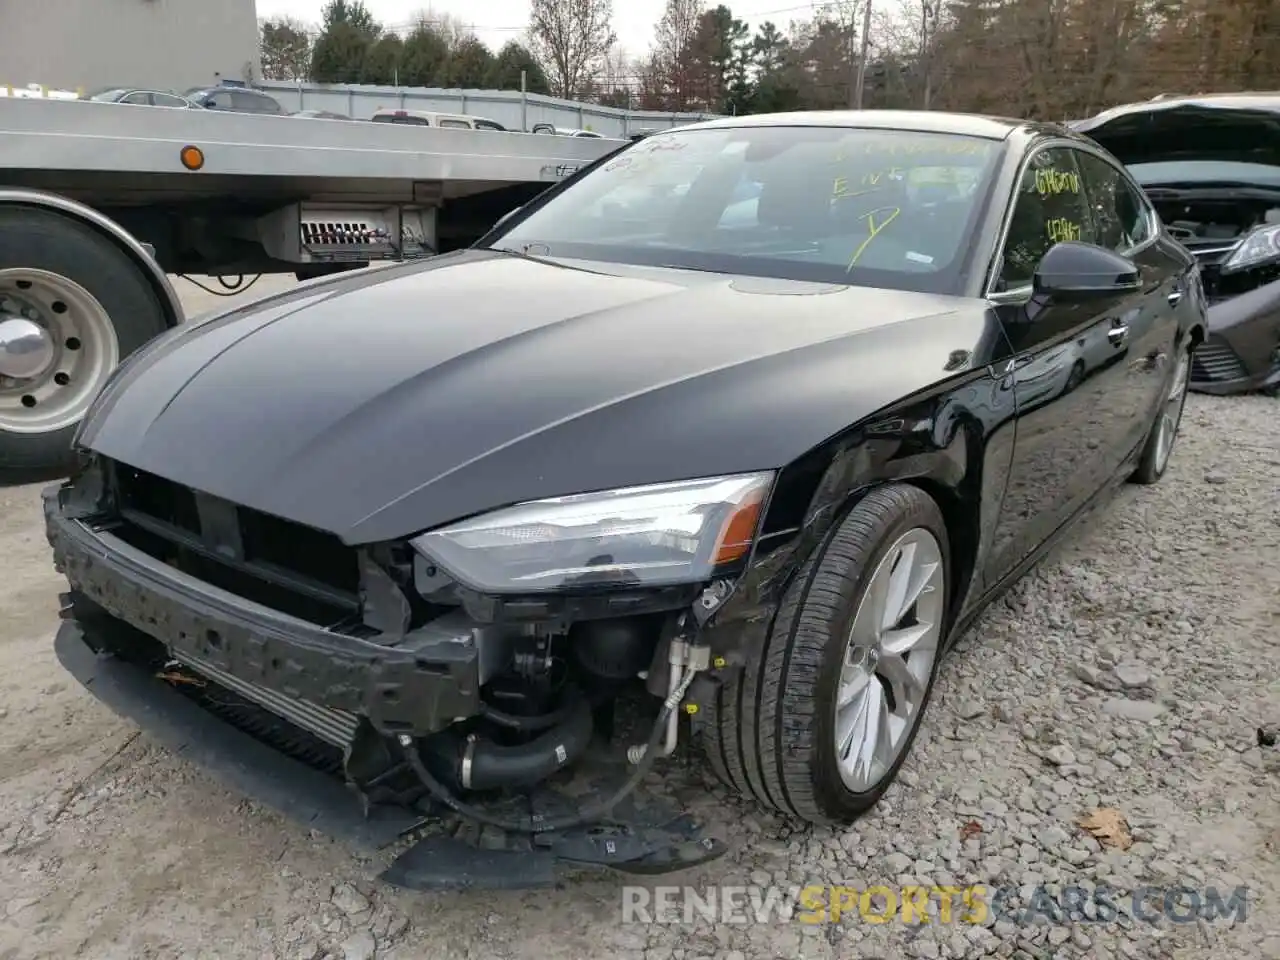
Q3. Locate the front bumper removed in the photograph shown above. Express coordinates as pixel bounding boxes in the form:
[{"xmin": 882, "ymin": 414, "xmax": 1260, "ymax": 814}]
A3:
[{"xmin": 45, "ymin": 483, "xmax": 727, "ymax": 888}]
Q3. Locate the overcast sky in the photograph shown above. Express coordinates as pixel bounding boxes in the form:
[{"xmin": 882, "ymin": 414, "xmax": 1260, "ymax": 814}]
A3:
[{"xmin": 254, "ymin": 0, "xmax": 824, "ymax": 57}]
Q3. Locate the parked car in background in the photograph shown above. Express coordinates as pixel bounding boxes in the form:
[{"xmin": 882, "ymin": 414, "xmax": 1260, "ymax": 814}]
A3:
[
  {"xmin": 183, "ymin": 86, "xmax": 285, "ymax": 115},
  {"xmin": 531, "ymin": 123, "xmax": 604, "ymax": 138},
  {"xmin": 85, "ymin": 87, "xmax": 197, "ymax": 108},
  {"xmin": 291, "ymin": 109, "xmax": 351, "ymax": 120},
  {"xmin": 1073, "ymin": 93, "xmax": 1280, "ymax": 395},
  {"xmin": 369, "ymin": 108, "xmax": 505, "ymax": 130}
]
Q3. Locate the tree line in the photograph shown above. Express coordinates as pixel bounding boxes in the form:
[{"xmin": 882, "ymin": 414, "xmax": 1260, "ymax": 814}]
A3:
[
  {"xmin": 258, "ymin": 0, "xmax": 553, "ymax": 95},
  {"xmin": 259, "ymin": 0, "xmax": 1280, "ymax": 121}
]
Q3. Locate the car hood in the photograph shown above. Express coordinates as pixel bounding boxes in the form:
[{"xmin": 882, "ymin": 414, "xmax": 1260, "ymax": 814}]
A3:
[
  {"xmin": 80, "ymin": 250, "xmax": 987, "ymax": 543},
  {"xmin": 1073, "ymin": 99, "xmax": 1280, "ymax": 168}
]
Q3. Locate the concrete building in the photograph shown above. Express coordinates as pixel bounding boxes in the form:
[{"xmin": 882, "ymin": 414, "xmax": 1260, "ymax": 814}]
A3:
[{"xmin": 0, "ymin": 0, "xmax": 260, "ymax": 95}]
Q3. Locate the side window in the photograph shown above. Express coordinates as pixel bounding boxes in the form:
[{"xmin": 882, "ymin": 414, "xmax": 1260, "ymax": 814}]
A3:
[
  {"xmin": 153, "ymin": 93, "xmax": 187, "ymax": 108},
  {"xmin": 120, "ymin": 91, "xmax": 150, "ymax": 105},
  {"xmin": 232, "ymin": 91, "xmax": 272, "ymax": 113},
  {"xmin": 207, "ymin": 90, "xmax": 234, "ymax": 109},
  {"xmin": 438, "ymin": 119, "xmax": 472, "ymax": 129},
  {"xmin": 1076, "ymin": 151, "xmax": 1154, "ymax": 252},
  {"xmin": 998, "ymin": 147, "xmax": 1094, "ymax": 291}
]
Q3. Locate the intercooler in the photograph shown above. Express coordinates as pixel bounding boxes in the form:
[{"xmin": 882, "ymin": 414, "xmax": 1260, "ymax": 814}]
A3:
[{"xmin": 170, "ymin": 649, "xmax": 359, "ymax": 754}]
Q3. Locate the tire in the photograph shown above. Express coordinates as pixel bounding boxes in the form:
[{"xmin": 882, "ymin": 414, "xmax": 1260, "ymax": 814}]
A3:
[
  {"xmin": 0, "ymin": 206, "xmax": 168, "ymax": 486},
  {"xmin": 1129, "ymin": 340, "xmax": 1191, "ymax": 486},
  {"xmin": 1064, "ymin": 359, "xmax": 1085, "ymax": 394},
  {"xmin": 697, "ymin": 483, "xmax": 951, "ymax": 824}
]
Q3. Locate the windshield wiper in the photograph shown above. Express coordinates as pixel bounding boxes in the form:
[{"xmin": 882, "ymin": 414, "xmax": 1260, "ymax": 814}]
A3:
[{"xmin": 490, "ymin": 242, "xmax": 554, "ymax": 260}]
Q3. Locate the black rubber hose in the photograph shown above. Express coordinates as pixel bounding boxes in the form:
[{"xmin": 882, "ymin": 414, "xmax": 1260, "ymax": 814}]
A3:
[
  {"xmin": 478, "ymin": 697, "xmax": 576, "ymax": 733},
  {"xmin": 403, "ymin": 679, "xmax": 686, "ymax": 835},
  {"xmin": 466, "ymin": 696, "xmax": 594, "ymax": 791}
]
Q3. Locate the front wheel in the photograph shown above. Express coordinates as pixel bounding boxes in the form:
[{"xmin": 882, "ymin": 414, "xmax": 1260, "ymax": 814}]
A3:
[
  {"xmin": 697, "ymin": 483, "xmax": 950, "ymax": 825},
  {"xmin": 0, "ymin": 206, "xmax": 168, "ymax": 485}
]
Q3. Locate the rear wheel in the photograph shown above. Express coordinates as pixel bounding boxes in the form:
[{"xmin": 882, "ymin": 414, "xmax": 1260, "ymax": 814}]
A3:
[
  {"xmin": 0, "ymin": 207, "xmax": 168, "ymax": 485},
  {"xmin": 697, "ymin": 483, "xmax": 950, "ymax": 824},
  {"xmin": 1130, "ymin": 342, "xmax": 1191, "ymax": 485}
]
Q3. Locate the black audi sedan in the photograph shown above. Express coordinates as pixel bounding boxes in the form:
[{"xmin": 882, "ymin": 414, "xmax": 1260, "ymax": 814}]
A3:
[{"xmin": 44, "ymin": 111, "xmax": 1205, "ymax": 885}]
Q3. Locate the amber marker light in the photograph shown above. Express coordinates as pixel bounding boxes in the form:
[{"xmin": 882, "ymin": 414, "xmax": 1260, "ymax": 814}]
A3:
[{"xmin": 179, "ymin": 145, "xmax": 205, "ymax": 171}]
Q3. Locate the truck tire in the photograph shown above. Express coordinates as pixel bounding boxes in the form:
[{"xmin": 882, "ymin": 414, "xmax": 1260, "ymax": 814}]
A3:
[
  {"xmin": 0, "ymin": 206, "xmax": 168, "ymax": 485},
  {"xmin": 695, "ymin": 484, "xmax": 951, "ymax": 825}
]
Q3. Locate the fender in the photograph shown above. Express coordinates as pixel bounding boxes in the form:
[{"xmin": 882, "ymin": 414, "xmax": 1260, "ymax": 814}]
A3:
[
  {"xmin": 700, "ymin": 364, "xmax": 1019, "ymax": 667},
  {"xmin": 0, "ymin": 187, "xmax": 185, "ymax": 330}
]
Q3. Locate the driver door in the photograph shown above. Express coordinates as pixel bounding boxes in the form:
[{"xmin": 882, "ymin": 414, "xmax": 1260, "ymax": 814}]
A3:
[{"xmin": 983, "ymin": 145, "xmax": 1139, "ymax": 587}]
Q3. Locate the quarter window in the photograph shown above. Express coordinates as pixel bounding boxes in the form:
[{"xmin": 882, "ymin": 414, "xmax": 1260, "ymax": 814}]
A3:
[
  {"xmin": 232, "ymin": 91, "xmax": 278, "ymax": 113},
  {"xmin": 1076, "ymin": 151, "xmax": 1154, "ymax": 252},
  {"xmin": 997, "ymin": 147, "xmax": 1094, "ymax": 291}
]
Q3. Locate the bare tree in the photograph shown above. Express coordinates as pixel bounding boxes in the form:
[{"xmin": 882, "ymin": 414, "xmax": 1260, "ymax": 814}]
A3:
[
  {"xmin": 650, "ymin": 0, "xmax": 706, "ymax": 108},
  {"xmin": 259, "ymin": 16, "xmax": 313, "ymax": 81},
  {"xmin": 528, "ymin": 0, "xmax": 617, "ymax": 99},
  {"xmin": 814, "ymin": 1, "xmax": 860, "ymax": 106},
  {"xmin": 410, "ymin": 7, "xmax": 478, "ymax": 50},
  {"xmin": 593, "ymin": 42, "xmax": 639, "ymax": 106}
]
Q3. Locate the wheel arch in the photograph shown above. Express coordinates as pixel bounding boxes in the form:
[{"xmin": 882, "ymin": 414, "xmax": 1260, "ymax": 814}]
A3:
[
  {"xmin": 899, "ymin": 473, "xmax": 980, "ymax": 635},
  {"xmin": 709, "ymin": 391, "xmax": 991, "ymax": 664},
  {"xmin": 0, "ymin": 189, "xmax": 184, "ymax": 331}
]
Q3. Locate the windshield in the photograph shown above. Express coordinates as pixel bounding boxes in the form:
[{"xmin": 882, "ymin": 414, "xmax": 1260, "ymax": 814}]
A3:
[
  {"xmin": 487, "ymin": 125, "xmax": 1004, "ymax": 293},
  {"xmin": 1129, "ymin": 159, "xmax": 1280, "ymax": 188}
]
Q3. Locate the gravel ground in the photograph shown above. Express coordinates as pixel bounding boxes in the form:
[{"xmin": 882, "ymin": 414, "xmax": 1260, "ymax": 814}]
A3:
[{"xmin": 0, "ymin": 274, "xmax": 1276, "ymax": 959}]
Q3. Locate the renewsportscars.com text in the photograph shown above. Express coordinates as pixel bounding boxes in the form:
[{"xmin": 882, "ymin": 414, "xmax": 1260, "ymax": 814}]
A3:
[{"xmin": 621, "ymin": 884, "xmax": 1249, "ymax": 926}]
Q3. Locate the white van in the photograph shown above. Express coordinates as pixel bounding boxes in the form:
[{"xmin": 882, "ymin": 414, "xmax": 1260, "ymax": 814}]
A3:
[{"xmin": 369, "ymin": 108, "xmax": 505, "ymax": 130}]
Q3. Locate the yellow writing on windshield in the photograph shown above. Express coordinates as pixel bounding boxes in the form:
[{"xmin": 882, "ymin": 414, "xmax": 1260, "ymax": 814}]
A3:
[
  {"xmin": 837, "ymin": 139, "xmax": 989, "ymax": 161},
  {"xmin": 1035, "ymin": 168, "xmax": 1080, "ymax": 196},
  {"xmin": 848, "ymin": 206, "xmax": 901, "ymax": 270},
  {"xmin": 1046, "ymin": 218, "xmax": 1082, "ymax": 243},
  {"xmin": 833, "ymin": 168, "xmax": 904, "ymax": 199}
]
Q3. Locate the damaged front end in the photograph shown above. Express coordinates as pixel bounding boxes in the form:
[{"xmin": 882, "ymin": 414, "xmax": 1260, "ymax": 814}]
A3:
[
  {"xmin": 45, "ymin": 456, "xmax": 741, "ymax": 889},
  {"xmin": 1072, "ymin": 98, "xmax": 1280, "ymax": 394}
]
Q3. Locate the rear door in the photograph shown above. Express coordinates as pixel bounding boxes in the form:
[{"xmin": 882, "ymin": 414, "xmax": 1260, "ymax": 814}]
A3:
[
  {"xmin": 1075, "ymin": 147, "xmax": 1184, "ymax": 463},
  {"xmin": 983, "ymin": 144, "xmax": 1138, "ymax": 585}
]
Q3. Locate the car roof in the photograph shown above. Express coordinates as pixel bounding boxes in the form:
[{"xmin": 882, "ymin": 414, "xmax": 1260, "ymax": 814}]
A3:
[
  {"xmin": 189, "ymin": 86, "xmax": 273, "ymax": 96},
  {"xmin": 682, "ymin": 109, "xmax": 1048, "ymax": 141}
]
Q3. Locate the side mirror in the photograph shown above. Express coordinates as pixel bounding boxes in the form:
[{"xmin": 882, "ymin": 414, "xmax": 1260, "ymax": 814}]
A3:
[{"xmin": 1033, "ymin": 241, "xmax": 1141, "ymax": 302}]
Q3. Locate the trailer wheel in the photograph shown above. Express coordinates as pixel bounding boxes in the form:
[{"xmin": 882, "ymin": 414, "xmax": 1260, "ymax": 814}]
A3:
[{"xmin": 0, "ymin": 206, "xmax": 167, "ymax": 485}]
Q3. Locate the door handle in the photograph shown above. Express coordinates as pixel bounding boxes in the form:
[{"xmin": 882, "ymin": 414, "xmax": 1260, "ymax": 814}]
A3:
[{"xmin": 1108, "ymin": 324, "xmax": 1129, "ymax": 344}]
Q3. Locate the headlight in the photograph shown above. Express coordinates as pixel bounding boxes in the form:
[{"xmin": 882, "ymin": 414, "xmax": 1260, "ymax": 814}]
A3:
[
  {"xmin": 411, "ymin": 472, "xmax": 773, "ymax": 593},
  {"xmin": 1222, "ymin": 223, "xmax": 1280, "ymax": 274}
]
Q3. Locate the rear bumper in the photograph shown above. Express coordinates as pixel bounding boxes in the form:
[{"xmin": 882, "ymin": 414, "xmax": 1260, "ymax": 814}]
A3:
[{"xmin": 43, "ymin": 482, "xmax": 482, "ymax": 736}]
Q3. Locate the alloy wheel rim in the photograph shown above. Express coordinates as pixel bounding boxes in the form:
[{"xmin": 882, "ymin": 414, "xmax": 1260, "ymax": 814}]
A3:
[
  {"xmin": 0, "ymin": 268, "xmax": 119, "ymax": 434},
  {"xmin": 834, "ymin": 527, "xmax": 945, "ymax": 793},
  {"xmin": 1154, "ymin": 350, "xmax": 1190, "ymax": 474}
]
